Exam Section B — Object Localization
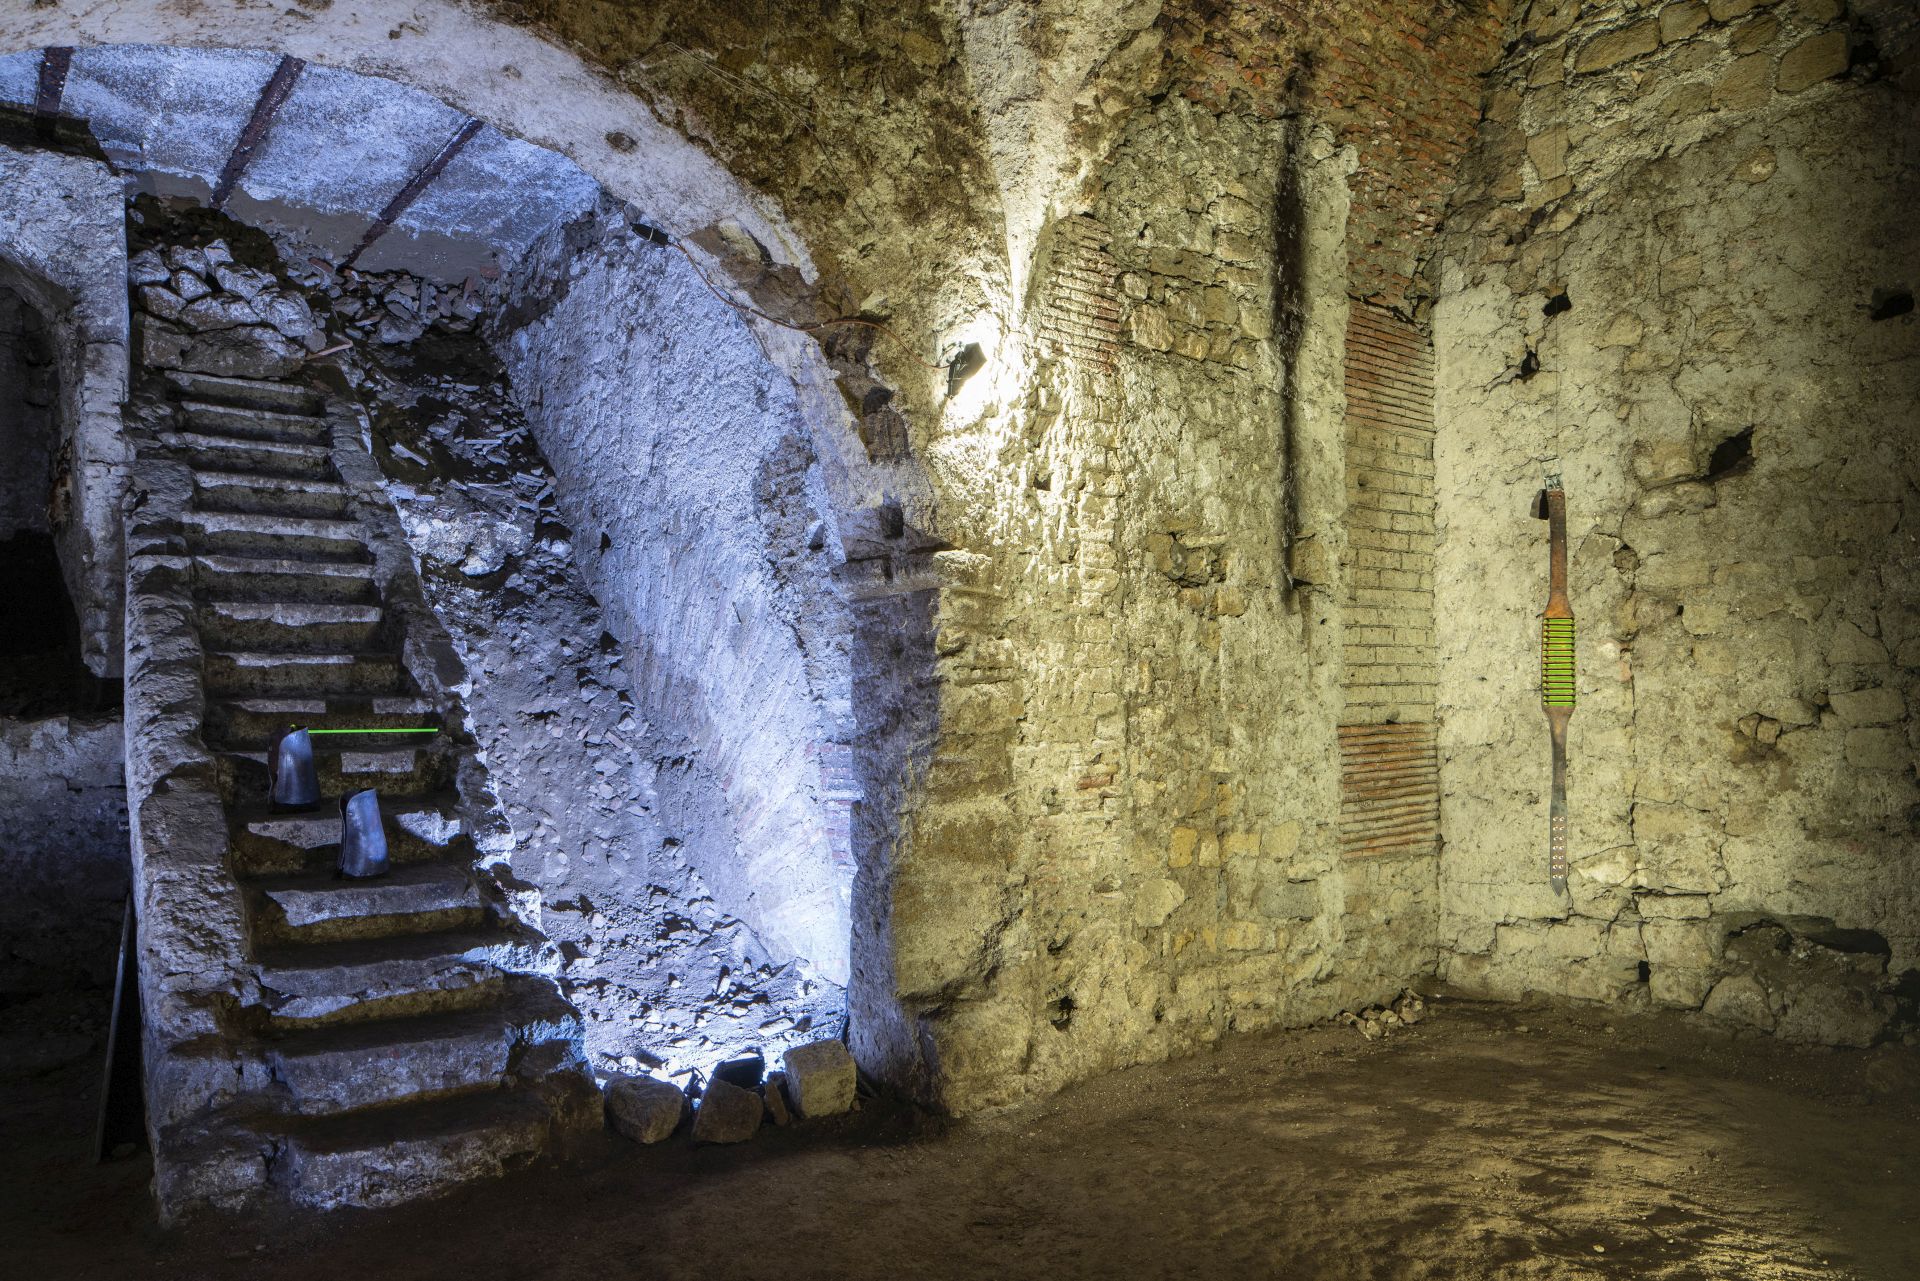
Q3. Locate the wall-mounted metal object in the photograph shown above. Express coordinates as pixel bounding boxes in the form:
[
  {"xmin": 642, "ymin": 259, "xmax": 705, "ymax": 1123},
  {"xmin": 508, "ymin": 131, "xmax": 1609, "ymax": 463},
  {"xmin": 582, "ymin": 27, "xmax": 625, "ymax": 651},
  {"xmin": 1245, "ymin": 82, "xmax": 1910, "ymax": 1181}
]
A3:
[{"xmin": 1532, "ymin": 473, "xmax": 1574, "ymax": 894}]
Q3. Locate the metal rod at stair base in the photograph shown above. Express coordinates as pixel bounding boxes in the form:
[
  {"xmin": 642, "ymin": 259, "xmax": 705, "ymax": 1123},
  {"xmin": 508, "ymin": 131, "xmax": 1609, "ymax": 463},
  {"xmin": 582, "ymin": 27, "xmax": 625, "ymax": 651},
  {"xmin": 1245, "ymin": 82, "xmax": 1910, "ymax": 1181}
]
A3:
[{"xmin": 1533, "ymin": 473, "xmax": 1575, "ymax": 895}]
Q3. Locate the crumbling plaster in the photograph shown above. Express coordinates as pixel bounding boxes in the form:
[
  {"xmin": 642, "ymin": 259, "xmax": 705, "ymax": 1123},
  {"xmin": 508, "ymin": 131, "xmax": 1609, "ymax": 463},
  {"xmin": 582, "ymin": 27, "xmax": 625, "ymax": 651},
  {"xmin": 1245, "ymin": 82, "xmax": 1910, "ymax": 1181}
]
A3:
[
  {"xmin": 488, "ymin": 200, "xmax": 862, "ymax": 990},
  {"xmin": 1432, "ymin": 0, "xmax": 1920, "ymax": 1035}
]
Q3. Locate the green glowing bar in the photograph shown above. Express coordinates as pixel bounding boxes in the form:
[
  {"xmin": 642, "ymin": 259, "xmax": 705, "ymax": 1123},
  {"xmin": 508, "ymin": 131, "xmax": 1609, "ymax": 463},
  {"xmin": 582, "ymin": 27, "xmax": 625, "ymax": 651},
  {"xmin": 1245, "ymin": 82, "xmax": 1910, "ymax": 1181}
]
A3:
[{"xmin": 1541, "ymin": 618, "xmax": 1576, "ymax": 709}]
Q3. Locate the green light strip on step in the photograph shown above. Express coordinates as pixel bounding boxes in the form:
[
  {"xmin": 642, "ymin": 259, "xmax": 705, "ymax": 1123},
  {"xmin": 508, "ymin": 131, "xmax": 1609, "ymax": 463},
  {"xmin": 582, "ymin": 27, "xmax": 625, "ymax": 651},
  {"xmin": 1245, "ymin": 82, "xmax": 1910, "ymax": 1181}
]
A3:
[{"xmin": 303, "ymin": 728, "xmax": 441, "ymax": 735}]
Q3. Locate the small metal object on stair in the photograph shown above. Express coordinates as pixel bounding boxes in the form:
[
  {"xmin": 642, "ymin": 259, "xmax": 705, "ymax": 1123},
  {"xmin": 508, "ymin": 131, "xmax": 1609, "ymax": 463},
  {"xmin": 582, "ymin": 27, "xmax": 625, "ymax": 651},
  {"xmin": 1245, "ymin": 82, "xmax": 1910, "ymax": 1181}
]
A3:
[
  {"xmin": 268, "ymin": 727, "xmax": 320, "ymax": 812},
  {"xmin": 1532, "ymin": 471, "xmax": 1575, "ymax": 895},
  {"xmin": 336, "ymin": 788, "xmax": 390, "ymax": 879}
]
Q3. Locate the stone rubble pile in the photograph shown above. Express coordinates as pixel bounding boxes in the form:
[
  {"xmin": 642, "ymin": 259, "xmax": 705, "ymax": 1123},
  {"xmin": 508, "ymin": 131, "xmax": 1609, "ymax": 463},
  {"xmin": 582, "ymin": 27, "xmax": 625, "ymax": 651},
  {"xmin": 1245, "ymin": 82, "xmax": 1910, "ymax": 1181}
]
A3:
[
  {"xmin": 604, "ymin": 1037, "xmax": 859, "ymax": 1146},
  {"xmin": 285, "ymin": 256, "xmax": 485, "ymax": 347},
  {"xmin": 1338, "ymin": 991, "xmax": 1427, "ymax": 1041},
  {"xmin": 130, "ymin": 241, "xmax": 323, "ymax": 378}
]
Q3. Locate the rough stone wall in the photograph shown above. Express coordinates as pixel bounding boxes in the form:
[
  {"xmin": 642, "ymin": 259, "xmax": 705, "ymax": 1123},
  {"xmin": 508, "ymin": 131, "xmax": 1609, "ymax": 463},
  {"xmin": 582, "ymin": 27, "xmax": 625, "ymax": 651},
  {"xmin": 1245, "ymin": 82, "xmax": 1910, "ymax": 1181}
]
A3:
[
  {"xmin": 322, "ymin": 277, "xmax": 844, "ymax": 1082},
  {"xmin": 0, "ymin": 716, "xmax": 128, "ymax": 996},
  {"xmin": 0, "ymin": 145, "xmax": 130, "ymax": 678},
  {"xmin": 1431, "ymin": 0, "xmax": 1920, "ymax": 1041},
  {"xmin": 489, "ymin": 204, "xmax": 860, "ymax": 989}
]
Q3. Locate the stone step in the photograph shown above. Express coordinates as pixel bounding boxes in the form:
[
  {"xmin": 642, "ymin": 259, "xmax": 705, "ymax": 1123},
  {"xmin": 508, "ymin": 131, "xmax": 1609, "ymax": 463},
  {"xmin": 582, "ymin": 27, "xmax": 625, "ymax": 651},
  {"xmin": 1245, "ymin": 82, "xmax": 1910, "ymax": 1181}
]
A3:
[
  {"xmin": 260, "ymin": 978, "xmax": 580, "ymax": 1116},
  {"xmin": 227, "ymin": 794, "xmax": 466, "ymax": 877},
  {"xmin": 161, "ymin": 430, "xmax": 334, "ymax": 480},
  {"xmin": 218, "ymin": 741, "xmax": 449, "ymax": 806},
  {"xmin": 165, "ymin": 369, "xmax": 324, "ymax": 416},
  {"xmin": 193, "ymin": 552, "xmax": 379, "ymax": 605},
  {"xmin": 193, "ymin": 469, "xmax": 352, "ymax": 519},
  {"xmin": 248, "ymin": 860, "xmax": 487, "ymax": 945},
  {"xmin": 254, "ymin": 926, "xmax": 539, "ymax": 1026},
  {"xmin": 197, "ymin": 600, "xmax": 385, "ymax": 653},
  {"xmin": 180, "ymin": 399, "xmax": 331, "ymax": 446},
  {"xmin": 269, "ymin": 1085, "xmax": 573, "ymax": 1211},
  {"xmin": 184, "ymin": 509, "xmax": 369, "ymax": 563},
  {"xmin": 204, "ymin": 649, "xmax": 406, "ymax": 698},
  {"xmin": 206, "ymin": 694, "xmax": 442, "ymax": 752}
]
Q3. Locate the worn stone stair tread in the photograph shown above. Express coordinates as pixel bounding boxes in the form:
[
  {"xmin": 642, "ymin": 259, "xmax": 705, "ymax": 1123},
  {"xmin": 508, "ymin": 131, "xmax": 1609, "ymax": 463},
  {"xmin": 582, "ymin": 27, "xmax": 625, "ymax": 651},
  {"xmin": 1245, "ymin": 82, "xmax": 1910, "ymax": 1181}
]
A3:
[
  {"xmin": 195, "ymin": 552, "xmax": 377, "ymax": 580},
  {"xmin": 204, "ymin": 651, "xmax": 406, "ymax": 697},
  {"xmin": 180, "ymin": 399, "xmax": 332, "ymax": 440},
  {"xmin": 218, "ymin": 694, "xmax": 435, "ymax": 716},
  {"xmin": 165, "ymin": 369, "xmax": 324, "ymax": 414},
  {"xmin": 162, "ymin": 430, "xmax": 331, "ymax": 462},
  {"xmin": 191, "ymin": 470, "xmax": 354, "ymax": 519},
  {"xmin": 185, "ymin": 510, "xmax": 366, "ymax": 541},
  {"xmin": 261, "ymin": 980, "xmax": 579, "ymax": 1116},
  {"xmin": 229, "ymin": 791, "xmax": 463, "ymax": 839},
  {"xmin": 269, "ymin": 1087, "xmax": 559, "ymax": 1210},
  {"xmin": 195, "ymin": 469, "xmax": 350, "ymax": 496},
  {"xmin": 205, "ymin": 600, "xmax": 384, "ymax": 625},
  {"xmin": 252, "ymin": 861, "xmax": 484, "ymax": 928},
  {"xmin": 254, "ymin": 925, "xmax": 537, "ymax": 1022},
  {"xmin": 207, "ymin": 649, "xmax": 399, "ymax": 669},
  {"xmin": 221, "ymin": 742, "xmax": 423, "ymax": 772}
]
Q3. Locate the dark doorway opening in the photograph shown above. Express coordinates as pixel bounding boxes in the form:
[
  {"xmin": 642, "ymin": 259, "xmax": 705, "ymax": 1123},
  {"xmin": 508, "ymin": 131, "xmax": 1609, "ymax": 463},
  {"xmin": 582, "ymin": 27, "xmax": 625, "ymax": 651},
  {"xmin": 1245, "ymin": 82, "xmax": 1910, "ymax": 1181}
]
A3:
[{"xmin": 0, "ymin": 531, "xmax": 117, "ymax": 716}]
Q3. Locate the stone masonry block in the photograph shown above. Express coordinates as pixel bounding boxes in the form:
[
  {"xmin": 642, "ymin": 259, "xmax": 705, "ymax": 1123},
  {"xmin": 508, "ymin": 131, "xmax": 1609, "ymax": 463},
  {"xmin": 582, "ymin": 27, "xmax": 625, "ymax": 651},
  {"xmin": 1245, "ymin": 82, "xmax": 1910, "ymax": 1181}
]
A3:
[
  {"xmin": 1660, "ymin": 1, "xmax": 1710, "ymax": 42},
  {"xmin": 1844, "ymin": 728, "xmax": 1909, "ymax": 770},
  {"xmin": 1712, "ymin": 54, "xmax": 1775, "ymax": 111},
  {"xmin": 1829, "ymin": 686, "xmax": 1904, "ymax": 725},
  {"xmin": 781, "ymin": 1039, "xmax": 858, "ymax": 1118},
  {"xmin": 1575, "ymin": 21, "xmax": 1659, "ymax": 73},
  {"xmin": 691, "ymin": 1078, "xmax": 762, "ymax": 1144},
  {"xmin": 605, "ymin": 1073, "xmax": 687, "ymax": 1144},
  {"xmin": 1776, "ymin": 31, "xmax": 1849, "ymax": 93}
]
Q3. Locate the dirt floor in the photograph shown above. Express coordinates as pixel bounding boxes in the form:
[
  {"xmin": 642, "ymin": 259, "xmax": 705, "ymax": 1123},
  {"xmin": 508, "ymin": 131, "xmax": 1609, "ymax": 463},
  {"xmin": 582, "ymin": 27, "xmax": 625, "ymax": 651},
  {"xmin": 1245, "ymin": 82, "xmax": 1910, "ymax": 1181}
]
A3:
[{"xmin": 4, "ymin": 994, "xmax": 1917, "ymax": 1281}]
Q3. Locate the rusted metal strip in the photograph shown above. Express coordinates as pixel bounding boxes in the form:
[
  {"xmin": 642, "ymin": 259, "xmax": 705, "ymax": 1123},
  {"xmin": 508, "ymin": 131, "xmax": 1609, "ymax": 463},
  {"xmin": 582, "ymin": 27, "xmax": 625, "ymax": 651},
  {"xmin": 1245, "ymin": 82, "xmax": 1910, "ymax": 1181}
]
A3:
[
  {"xmin": 34, "ymin": 47, "xmax": 74, "ymax": 140},
  {"xmin": 342, "ymin": 118, "xmax": 483, "ymax": 268},
  {"xmin": 211, "ymin": 54, "xmax": 305, "ymax": 210}
]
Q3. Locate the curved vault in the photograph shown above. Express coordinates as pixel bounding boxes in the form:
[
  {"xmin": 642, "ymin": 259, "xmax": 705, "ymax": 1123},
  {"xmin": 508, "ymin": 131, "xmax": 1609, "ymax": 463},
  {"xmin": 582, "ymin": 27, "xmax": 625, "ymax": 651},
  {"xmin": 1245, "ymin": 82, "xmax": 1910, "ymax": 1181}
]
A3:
[{"xmin": 0, "ymin": 38, "xmax": 937, "ymax": 1073}]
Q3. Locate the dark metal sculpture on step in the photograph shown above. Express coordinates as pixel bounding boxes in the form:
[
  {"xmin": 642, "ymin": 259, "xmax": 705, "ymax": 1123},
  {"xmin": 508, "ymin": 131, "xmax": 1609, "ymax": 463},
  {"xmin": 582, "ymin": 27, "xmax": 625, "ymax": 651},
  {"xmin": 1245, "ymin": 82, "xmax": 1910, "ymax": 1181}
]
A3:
[
  {"xmin": 336, "ymin": 788, "xmax": 389, "ymax": 879},
  {"xmin": 268, "ymin": 727, "xmax": 319, "ymax": 812}
]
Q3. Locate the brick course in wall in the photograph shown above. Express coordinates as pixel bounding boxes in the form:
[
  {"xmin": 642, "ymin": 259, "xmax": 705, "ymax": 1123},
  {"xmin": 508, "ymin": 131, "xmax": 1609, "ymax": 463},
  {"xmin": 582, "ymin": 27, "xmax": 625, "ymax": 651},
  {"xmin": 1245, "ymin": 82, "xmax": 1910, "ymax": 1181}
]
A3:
[
  {"xmin": 1342, "ymin": 304, "xmax": 1437, "ymax": 724},
  {"xmin": 1340, "ymin": 304, "xmax": 1441, "ymax": 859}
]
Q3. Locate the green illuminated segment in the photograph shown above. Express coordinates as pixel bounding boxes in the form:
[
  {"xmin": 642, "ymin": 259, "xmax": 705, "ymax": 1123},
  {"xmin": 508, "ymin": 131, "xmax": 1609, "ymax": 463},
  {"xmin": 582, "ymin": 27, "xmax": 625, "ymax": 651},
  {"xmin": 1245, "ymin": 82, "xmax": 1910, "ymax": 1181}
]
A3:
[{"xmin": 1541, "ymin": 618, "xmax": 1576, "ymax": 708}]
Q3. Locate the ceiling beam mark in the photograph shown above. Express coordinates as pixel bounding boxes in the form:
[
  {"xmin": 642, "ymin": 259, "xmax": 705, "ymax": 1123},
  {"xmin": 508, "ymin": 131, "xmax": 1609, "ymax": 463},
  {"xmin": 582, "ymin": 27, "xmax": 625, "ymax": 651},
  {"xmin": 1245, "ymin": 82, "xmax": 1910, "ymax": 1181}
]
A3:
[
  {"xmin": 33, "ymin": 47, "xmax": 74, "ymax": 141},
  {"xmin": 343, "ymin": 118, "xmax": 485, "ymax": 269},
  {"xmin": 211, "ymin": 54, "xmax": 306, "ymax": 210}
]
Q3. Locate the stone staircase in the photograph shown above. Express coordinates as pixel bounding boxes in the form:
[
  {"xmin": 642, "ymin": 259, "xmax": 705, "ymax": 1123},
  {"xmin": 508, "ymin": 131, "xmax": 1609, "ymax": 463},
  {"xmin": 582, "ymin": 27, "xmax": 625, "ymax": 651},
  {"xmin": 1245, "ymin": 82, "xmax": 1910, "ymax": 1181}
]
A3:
[{"xmin": 123, "ymin": 367, "xmax": 598, "ymax": 1221}]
